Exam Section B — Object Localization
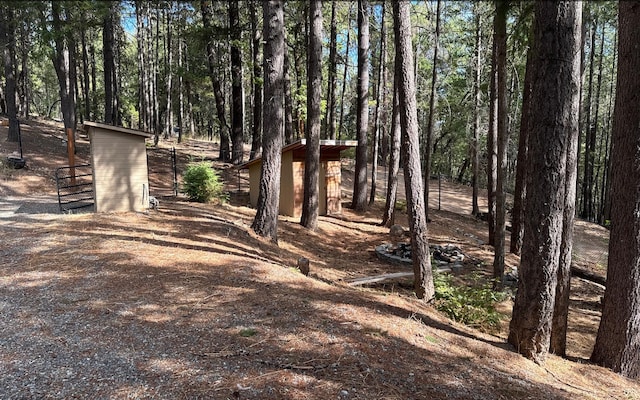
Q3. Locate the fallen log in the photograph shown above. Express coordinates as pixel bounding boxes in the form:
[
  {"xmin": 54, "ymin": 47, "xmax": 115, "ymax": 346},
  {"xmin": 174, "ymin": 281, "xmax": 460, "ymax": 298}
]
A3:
[{"xmin": 346, "ymin": 272, "xmax": 414, "ymax": 286}]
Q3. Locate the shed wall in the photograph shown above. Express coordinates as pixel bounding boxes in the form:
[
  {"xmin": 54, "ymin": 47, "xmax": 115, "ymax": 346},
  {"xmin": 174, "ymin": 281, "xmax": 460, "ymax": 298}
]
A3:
[{"xmin": 90, "ymin": 128, "xmax": 149, "ymax": 212}]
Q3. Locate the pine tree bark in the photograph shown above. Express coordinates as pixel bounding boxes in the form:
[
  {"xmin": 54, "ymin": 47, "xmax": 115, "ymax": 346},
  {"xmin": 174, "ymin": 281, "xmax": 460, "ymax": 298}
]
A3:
[
  {"xmin": 164, "ymin": 7, "xmax": 173, "ymax": 139},
  {"xmin": 135, "ymin": 2, "xmax": 146, "ymax": 130},
  {"xmin": 338, "ymin": 3, "xmax": 353, "ymax": 139},
  {"xmin": 80, "ymin": 28, "xmax": 90, "ymax": 122},
  {"xmin": 580, "ymin": 15, "xmax": 597, "ymax": 221},
  {"xmin": 229, "ymin": 0, "xmax": 244, "ymax": 164},
  {"xmin": 50, "ymin": 2, "xmax": 77, "ymax": 134},
  {"xmin": 510, "ymin": 25, "xmax": 534, "ymax": 256},
  {"xmin": 423, "ymin": 0, "xmax": 441, "ymax": 223},
  {"xmin": 486, "ymin": 21, "xmax": 498, "ymax": 247},
  {"xmin": 369, "ymin": 2, "xmax": 386, "ymax": 206},
  {"xmin": 351, "ymin": 0, "xmax": 370, "ymax": 212},
  {"xmin": 493, "ymin": 0, "xmax": 508, "ymax": 286},
  {"xmin": 301, "ymin": 0, "xmax": 322, "ymax": 230},
  {"xmin": 249, "ymin": 0, "xmax": 263, "ymax": 160},
  {"xmin": 600, "ymin": 30, "xmax": 617, "ymax": 225},
  {"xmin": 177, "ymin": 27, "xmax": 184, "ymax": 143},
  {"xmin": 591, "ymin": 2, "xmax": 640, "ymax": 379},
  {"xmin": 471, "ymin": 3, "xmax": 481, "ymax": 217},
  {"xmin": 18, "ymin": 16, "xmax": 30, "ymax": 120},
  {"xmin": 393, "ymin": 0, "xmax": 435, "ymax": 301},
  {"xmin": 591, "ymin": 24, "xmax": 605, "ymax": 223},
  {"xmin": 153, "ymin": 5, "xmax": 161, "ymax": 141},
  {"xmin": 283, "ymin": 40, "xmax": 294, "ymax": 145},
  {"xmin": 324, "ymin": 0, "xmax": 338, "ymax": 140},
  {"xmin": 0, "ymin": 5, "xmax": 19, "ymax": 141},
  {"xmin": 201, "ymin": 1, "xmax": 231, "ymax": 161},
  {"xmin": 380, "ymin": 69, "xmax": 400, "ymax": 228},
  {"xmin": 103, "ymin": 1, "xmax": 116, "ymax": 125},
  {"xmin": 251, "ymin": 0, "xmax": 284, "ymax": 243},
  {"xmin": 508, "ymin": 1, "xmax": 581, "ymax": 363}
]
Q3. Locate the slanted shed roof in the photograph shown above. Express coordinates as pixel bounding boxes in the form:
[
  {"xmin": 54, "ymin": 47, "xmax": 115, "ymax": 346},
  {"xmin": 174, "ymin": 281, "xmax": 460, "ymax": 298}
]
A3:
[
  {"xmin": 84, "ymin": 121, "xmax": 154, "ymax": 138},
  {"xmin": 239, "ymin": 139, "xmax": 358, "ymax": 169}
]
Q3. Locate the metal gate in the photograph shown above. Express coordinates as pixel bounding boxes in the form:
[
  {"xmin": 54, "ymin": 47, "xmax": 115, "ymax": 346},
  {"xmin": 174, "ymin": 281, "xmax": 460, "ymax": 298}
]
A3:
[
  {"xmin": 146, "ymin": 147, "xmax": 178, "ymax": 197},
  {"xmin": 55, "ymin": 164, "xmax": 94, "ymax": 212}
]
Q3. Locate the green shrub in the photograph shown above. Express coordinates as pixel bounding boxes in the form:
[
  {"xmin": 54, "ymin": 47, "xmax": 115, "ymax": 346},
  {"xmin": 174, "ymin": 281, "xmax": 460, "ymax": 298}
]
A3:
[
  {"xmin": 433, "ymin": 271, "xmax": 508, "ymax": 331},
  {"xmin": 182, "ymin": 161, "xmax": 226, "ymax": 203}
]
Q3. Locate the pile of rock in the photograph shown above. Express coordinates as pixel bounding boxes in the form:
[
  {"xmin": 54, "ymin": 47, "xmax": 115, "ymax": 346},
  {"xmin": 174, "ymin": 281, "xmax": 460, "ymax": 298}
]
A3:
[{"xmin": 375, "ymin": 242, "xmax": 467, "ymax": 273}]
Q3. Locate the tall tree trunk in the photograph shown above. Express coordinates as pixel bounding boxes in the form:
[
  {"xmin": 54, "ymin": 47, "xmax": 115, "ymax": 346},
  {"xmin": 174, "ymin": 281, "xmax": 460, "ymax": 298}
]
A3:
[
  {"xmin": 471, "ymin": 3, "xmax": 482, "ymax": 217},
  {"xmin": 380, "ymin": 74, "xmax": 400, "ymax": 228},
  {"xmin": 351, "ymin": 0, "xmax": 370, "ymax": 212},
  {"xmin": 393, "ymin": 0, "xmax": 435, "ymax": 301},
  {"xmin": 283, "ymin": 40, "xmax": 294, "ymax": 145},
  {"xmin": 0, "ymin": 5, "xmax": 19, "ymax": 141},
  {"xmin": 508, "ymin": 1, "xmax": 582, "ymax": 364},
  {"xmin": 89, "ymin": 40, "xmax": 97, "ymax": 122},
  {"xmin": 201, "ymin": 0, "xmax": 231, "ymax": 161},
  {"xmin": 510, "ymin": 24, "xmax": 534, "ymax": 256},
  {"xmin": 486, "ymin": 18, "xmax": 498, "ymax": 247},
  {"xmin": 80, "ymin": 29, "xmax": 90, "ymax": 122},
  {"xmin": 324, "ymin": 0, "xmax": 338, "ymax": 140},
  {"xmin": 580, "ymin": 15, "xmax": 597, "ymax": 220},
  {"xmin": 423, "ymin": 0, "xmax": 441, "ymax": 222},
  {"xmin": 292, "ymin": 22, "xmax": 305, "ymax": 140},
  {"xmin": 301, "ymin": 0, "xmax": 323, "ymax": 230},
  {"xmin": 164, "ymin": 7, "xmax": 173, "ymax": 139},
  {"xmin": 19, "ymin": 17, "xmax": 30, "ymax": 120},
  {"xmin": 369, "ymin": 2, "xmax": 386, "ymax": 206},
  {"xmin": 51, "ymin": 2, "xmax": 76, "ymax": 135},
  {"xmin": 591, "ymin": 3, "xmax": 640, "ymax": 379},
  {"xmin": 153, "ymin": 5, "xmax": 161, "ymax": 141},
  {"xmin": 591, "ymin": 23, "xmax": 605, "ymax": 223},
  {"xmin": 229, "ymin": 0, "xmax": 244, "ymax": 164},
  {"xmin": 338, "ymin": 3, "xmax": 353, "ymax": 139},
  {"xmin": 103, "ymin": 1, "xmax": 116, "ymax": 124},
  {"xmin": 249, "ymin": 0, "xmax": 262, "ymax": 160},
  {"xmin": 177, "ymin": 30, "xmax": 184, "ymax": 143},
  {"xmin": 601, "ymin": 29, "xmax": 617, "ymax": 225},
  {"xmin": 135, "ymin": 2, "xmax": 146, "ymax": 129},
  {"xmin": 252, "ymin": 0, "xmax": 285, "ymax": 243},
  {"xmin": 493, "ymin": 0, "xmax": 508, "ymax": 287}
]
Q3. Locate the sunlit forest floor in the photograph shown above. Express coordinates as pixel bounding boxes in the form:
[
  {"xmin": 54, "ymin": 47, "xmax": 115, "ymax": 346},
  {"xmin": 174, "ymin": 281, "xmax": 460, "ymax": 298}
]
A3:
[{"xmin": 0, "ymin": 118, "xmax": 633, "ymax": 399}]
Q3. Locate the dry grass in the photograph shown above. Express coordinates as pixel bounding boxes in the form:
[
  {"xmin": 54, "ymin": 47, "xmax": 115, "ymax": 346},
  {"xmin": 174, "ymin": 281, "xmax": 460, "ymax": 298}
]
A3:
[{"xmin": 0, "ymin": 119, "xmax": 637, "ymax": 399}]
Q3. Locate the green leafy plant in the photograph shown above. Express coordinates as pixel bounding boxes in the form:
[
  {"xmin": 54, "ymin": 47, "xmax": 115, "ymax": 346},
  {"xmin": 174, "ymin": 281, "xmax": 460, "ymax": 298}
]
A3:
[
  {"xmin": 433, "ymin": 271, "xmax": 508, "ymax": 331},
  {"xmin": 182, "ymin": 161, "xmax": 227, "ymax": 203},
  {"xmin": 239, "ymin": 328, "xmax": 257, "ymax": 337}
]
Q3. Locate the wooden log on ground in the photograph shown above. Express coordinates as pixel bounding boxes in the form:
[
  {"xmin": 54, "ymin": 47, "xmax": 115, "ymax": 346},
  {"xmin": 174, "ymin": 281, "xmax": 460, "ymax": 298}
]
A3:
[{"xmin": 346, "ymin": 272, "xmax": 414, "ymax": 286}]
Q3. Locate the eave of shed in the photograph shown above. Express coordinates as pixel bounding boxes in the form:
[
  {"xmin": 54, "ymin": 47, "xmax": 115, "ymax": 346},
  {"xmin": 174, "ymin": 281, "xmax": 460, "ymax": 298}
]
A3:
[
  {"xmin": 84, "ymin": 121, "xmax": 154, "ymax": 139},
  {"xmin": 239, "ymin": 139, "xmax": 358, "ymax": 169}
]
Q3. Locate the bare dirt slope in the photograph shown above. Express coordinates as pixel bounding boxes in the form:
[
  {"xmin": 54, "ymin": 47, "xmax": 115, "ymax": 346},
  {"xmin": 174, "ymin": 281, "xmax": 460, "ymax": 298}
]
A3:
[{"xmin": 0, "ymin": 119, "xmax": 635, "ymax": 400}]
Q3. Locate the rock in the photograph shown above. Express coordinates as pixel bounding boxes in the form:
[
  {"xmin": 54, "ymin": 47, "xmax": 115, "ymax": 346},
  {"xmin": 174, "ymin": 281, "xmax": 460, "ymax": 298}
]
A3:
[
  {"xmin": 297, "ymin": 257, "xmax": 310, "ymax": 276},
  {"xmin": 389, "ymin": 224, "xmax": 406, "ymax": 248}
]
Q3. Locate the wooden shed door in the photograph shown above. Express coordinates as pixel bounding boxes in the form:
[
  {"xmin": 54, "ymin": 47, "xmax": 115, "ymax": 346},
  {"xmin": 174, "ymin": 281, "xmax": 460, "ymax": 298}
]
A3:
[{"xmin": 325, "ymin": 161, "xmax": 341, "ymax": 215}]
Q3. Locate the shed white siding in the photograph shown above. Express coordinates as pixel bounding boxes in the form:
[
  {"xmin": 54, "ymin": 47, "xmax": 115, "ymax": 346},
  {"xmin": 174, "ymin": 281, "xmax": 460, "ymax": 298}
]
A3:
[{"xmin": 86, "ymin": 122, "xmax": 151, "ymax": 213}]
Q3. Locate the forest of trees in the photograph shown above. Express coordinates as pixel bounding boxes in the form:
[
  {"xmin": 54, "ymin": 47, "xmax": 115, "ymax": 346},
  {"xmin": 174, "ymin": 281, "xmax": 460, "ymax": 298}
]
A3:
[{"xmin": 0, "ymin": 0, "xmax": 638, "ymax": 379}]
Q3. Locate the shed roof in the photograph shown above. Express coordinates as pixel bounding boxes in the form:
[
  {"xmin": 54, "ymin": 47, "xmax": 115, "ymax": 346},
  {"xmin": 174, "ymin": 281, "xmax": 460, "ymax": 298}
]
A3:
[
  {"xmin": 84, "ymin": 121, "xmax": 154, "ymax": 139},
  {"xmin": 239, "ymin": 139, "xmax": 358, "ymax": 169}
]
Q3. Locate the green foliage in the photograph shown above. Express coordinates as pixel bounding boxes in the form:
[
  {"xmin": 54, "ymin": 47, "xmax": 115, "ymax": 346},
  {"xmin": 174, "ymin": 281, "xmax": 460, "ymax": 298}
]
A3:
[
  {"xmin": 182, "ymin": 161, "xmax": 226, "ymax": 203},
  {"xmin": 433, "ymin": 271, "xmax": 508, "ymax": 331},
  {"xmin": 239, "ymin": 328, "xmax": 257, "ymax": 337}
]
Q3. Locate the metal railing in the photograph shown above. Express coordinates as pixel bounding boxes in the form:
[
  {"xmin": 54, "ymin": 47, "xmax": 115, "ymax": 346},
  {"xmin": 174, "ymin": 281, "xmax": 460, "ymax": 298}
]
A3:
[{"xmin": 55, "ymin": 164, "xmax": 94, "ymax": 212}]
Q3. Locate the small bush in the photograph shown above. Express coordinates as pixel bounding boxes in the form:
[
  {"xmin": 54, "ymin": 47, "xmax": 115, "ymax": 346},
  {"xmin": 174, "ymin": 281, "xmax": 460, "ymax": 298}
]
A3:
[
  {"xmin": 433, "ymin": 271, "xmax": 508, "ymax": 331},
  {"xmin": 182, "ymin": 161, "xmax": 226, "ymax": 203}
]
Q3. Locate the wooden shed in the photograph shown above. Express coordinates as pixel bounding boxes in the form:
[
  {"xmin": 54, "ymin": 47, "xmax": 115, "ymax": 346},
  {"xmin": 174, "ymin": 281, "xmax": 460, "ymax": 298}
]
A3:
[
  {"xmin": 84, "ymin": 121, "xmax": 153, "ymax": 213},
  {"xmin": 240, "ymin": 139, "xmax": 357, "ymax": 218}
]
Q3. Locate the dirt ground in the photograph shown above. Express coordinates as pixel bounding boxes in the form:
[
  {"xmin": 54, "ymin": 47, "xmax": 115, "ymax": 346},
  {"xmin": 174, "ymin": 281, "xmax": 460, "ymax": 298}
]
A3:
[{"xmin": 0, "ymin": 119, "xmax": 635, "ymax": 399}]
